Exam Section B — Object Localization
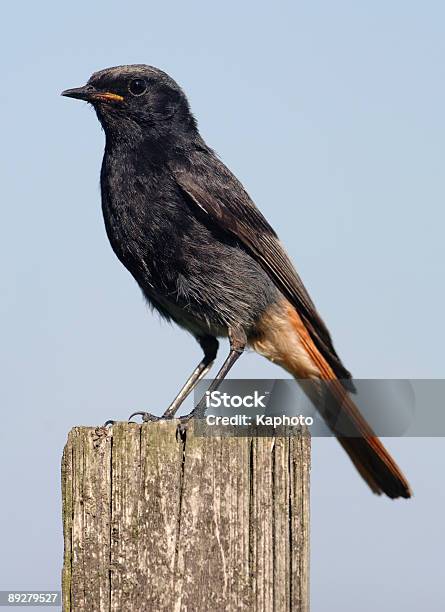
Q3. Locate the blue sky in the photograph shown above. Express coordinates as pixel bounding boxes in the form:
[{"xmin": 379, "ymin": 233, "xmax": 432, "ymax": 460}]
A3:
[{"xmin": 1, "ymin": 1, "xmax": 445, "ymax": 610}]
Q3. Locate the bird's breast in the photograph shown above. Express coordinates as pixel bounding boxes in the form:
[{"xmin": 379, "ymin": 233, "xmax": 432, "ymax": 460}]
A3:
[{"xmin": 99, "ymin": 150, "xmax": 192, "ymax": 294}]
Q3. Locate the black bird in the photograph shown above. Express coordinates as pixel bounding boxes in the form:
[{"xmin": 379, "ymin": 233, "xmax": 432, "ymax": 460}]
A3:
[{"xmin": 62, "ymin": 65, "xmax": 411, "ymax": 498}]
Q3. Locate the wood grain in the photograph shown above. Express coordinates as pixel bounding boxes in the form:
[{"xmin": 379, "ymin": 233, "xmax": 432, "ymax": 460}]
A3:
[{"xmin": 61, "ymin": 421, "xmax": 310, "ymax": 611}]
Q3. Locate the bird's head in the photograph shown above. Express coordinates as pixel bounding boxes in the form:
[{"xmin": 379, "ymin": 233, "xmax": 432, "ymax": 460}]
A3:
[{"xmin": 62, "ymin": 64, "xmax": 197, "ymax": 146}]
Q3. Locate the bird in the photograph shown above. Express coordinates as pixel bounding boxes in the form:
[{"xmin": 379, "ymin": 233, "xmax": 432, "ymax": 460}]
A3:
[{"xmin": 62, "ymin": 64, "xmax": 411, "ymax": 499}]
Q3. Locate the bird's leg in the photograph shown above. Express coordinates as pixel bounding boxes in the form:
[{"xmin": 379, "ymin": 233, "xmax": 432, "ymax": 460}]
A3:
[
  {"xmin": 128, "ymin": 335, "xmax": 219, "ymax": 422},
  {"xmin": 181, "ymin": 326, "xmax": 247, "ymax": 422},
  {"xmin": 162, "ymin": 336, "xmax": 219, "ymax": 418}
]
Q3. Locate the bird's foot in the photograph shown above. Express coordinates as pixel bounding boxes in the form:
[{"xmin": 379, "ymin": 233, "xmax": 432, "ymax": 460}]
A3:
[
  {"xmin": 127, "ymin": 410, "xmax": 201, "ymax": 441},
  {"xmin": 128, "ymin": 411, "xmax": 164, "ymax": 423},
  {"xmin": 124, "ymin": 410, "xmax": 201, "ymax": 442},
  {"xmin": 177, "ymin": 400, "xmax": 206, "ymax": 422}
]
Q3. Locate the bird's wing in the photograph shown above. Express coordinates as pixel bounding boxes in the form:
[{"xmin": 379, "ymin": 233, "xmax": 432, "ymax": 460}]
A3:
[{"xmin": 170, "ymin": 148, "xmax": 353, "ymax": 385}]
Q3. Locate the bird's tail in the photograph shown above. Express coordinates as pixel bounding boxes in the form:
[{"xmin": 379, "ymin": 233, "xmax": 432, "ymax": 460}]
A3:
[
  {"xmin": 250, "ymin": 299, "xmax": 412, "ymax": 499},
  {"xmin": 311, "ymin": 377, "xmax": 412, "ymax": 499}
]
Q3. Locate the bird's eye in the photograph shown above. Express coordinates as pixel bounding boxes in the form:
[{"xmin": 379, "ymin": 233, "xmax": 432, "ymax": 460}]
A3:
[{"xmin": 128, "ymin": 78, "xmax": 147, "ymax": 96}]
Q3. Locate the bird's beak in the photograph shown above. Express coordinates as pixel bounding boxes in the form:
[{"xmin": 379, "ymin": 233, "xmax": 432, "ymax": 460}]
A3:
[{"xmin": 61, "ymin": 85, "xmax": 124, "ymax": 103}]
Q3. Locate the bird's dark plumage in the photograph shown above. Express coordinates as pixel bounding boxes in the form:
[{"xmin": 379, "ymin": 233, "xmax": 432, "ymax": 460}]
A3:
[{"xmin": 62, "ymin": 64, "xmax": 411, "ymax": 498}]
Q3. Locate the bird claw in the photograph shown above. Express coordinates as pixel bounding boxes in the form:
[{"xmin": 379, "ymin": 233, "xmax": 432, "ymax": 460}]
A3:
[{"xmin": 128, "ymin": 411, "xmax": 160, "ymax": 423}]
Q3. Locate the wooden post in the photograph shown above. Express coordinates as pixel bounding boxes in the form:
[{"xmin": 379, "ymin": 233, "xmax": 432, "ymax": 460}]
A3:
[{"xmin": 61, "ymin": 421, "xmax": 310, "ymax": 612}]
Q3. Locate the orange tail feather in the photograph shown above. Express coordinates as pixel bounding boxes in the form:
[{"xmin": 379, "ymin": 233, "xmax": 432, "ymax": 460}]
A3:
[
  {"xmin": 289, "ymin": 304, "xmax": 412, "ymax": 499},
  {"xmin": 251, "ymin": 300, "xmax": 412, "ymax": 499}
]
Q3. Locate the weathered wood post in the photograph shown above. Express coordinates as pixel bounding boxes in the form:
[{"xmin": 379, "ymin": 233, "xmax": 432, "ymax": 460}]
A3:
[{"xmin": 61, "ymin": 421, "xmax": 310, "ymax": 611}]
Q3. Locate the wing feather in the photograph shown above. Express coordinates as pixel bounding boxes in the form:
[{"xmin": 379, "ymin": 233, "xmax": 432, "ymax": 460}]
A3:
[{"xmin": 170, "ymin": 149, "xmax": 353, "ymax": 385}]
